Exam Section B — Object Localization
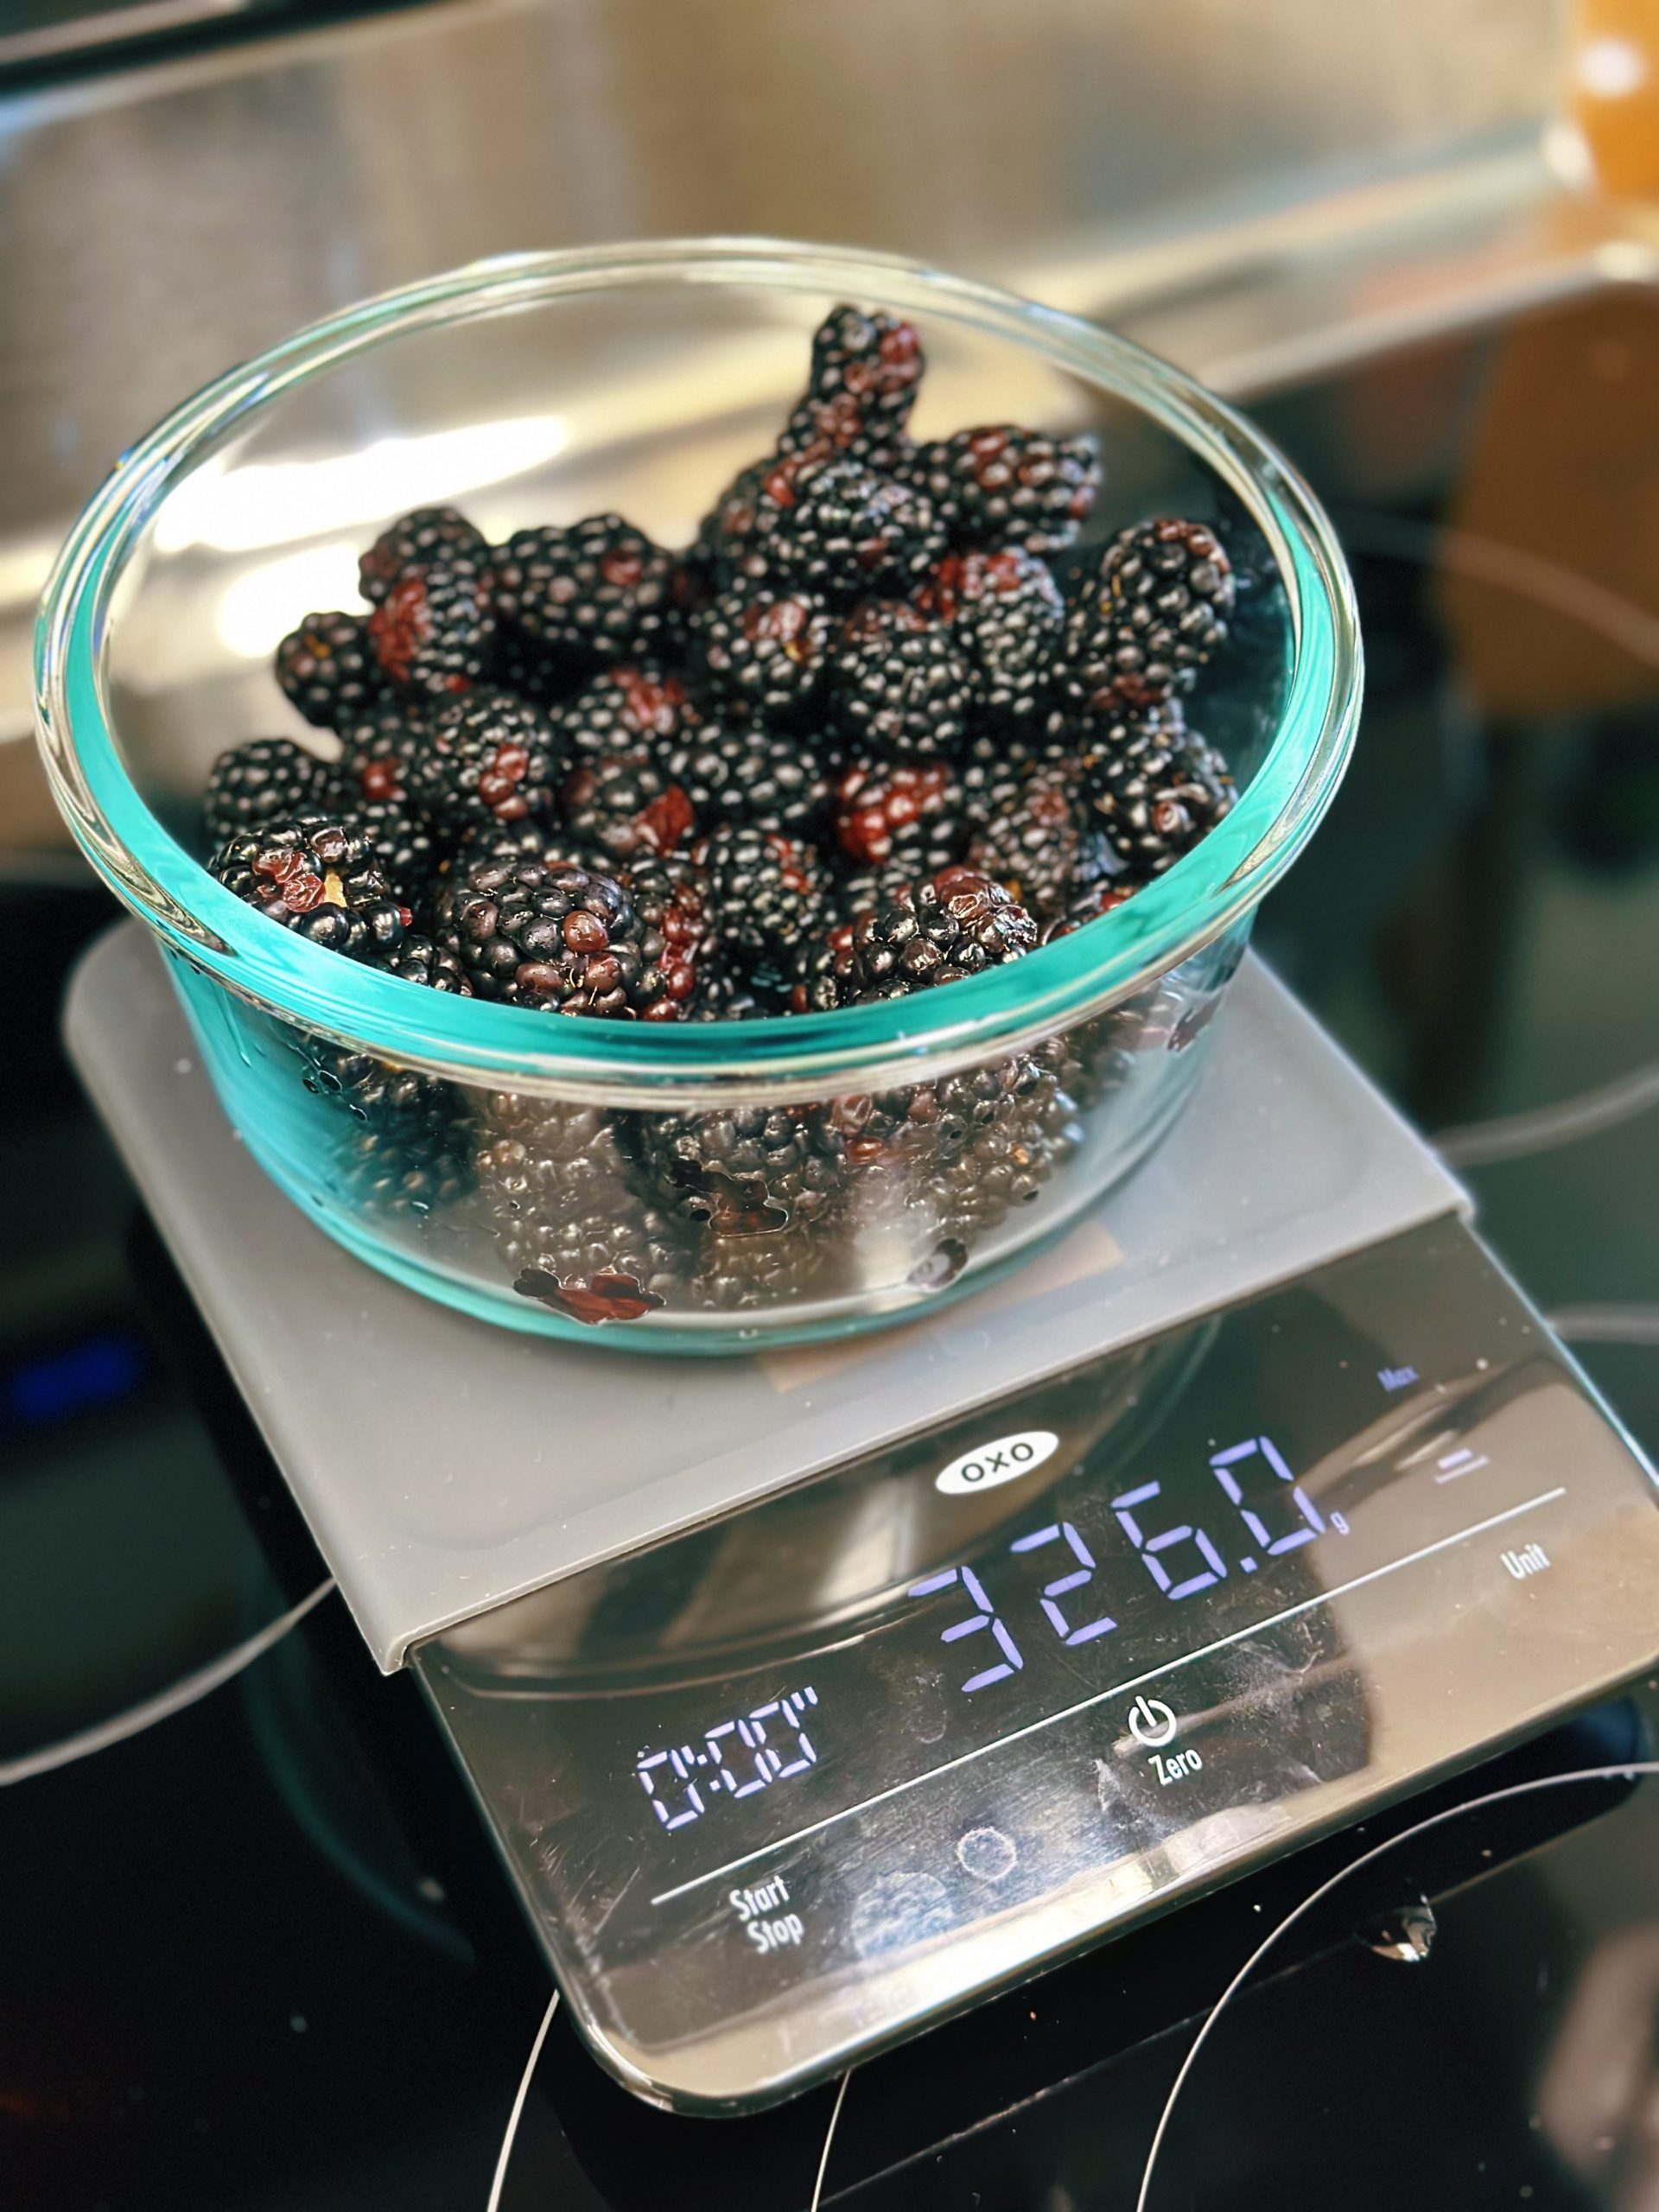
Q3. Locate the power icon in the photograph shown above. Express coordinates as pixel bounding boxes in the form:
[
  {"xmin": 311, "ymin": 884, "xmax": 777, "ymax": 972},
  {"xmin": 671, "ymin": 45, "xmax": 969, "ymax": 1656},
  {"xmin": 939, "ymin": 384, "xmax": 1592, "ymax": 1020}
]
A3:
[{"xmin": 1127, "ymin": 1695, "xmax": 1177, "ymax": 1749}]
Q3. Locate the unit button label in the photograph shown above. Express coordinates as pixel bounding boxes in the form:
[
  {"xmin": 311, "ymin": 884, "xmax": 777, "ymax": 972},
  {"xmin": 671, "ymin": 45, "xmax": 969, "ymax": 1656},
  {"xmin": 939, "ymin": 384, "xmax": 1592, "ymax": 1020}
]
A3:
[
  {"xmin": 730, "ymin": 1875, "xmax": 805, "ymax": 1954},
  {"xmin": 1501, "ymin": 1541, "xmax": 1551, "ymax": 1581}
]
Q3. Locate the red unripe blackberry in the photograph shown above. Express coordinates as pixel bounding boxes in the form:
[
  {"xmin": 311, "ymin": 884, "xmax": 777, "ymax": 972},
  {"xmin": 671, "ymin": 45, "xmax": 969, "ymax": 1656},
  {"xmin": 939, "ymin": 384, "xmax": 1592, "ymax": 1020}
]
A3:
[{"xmin": 832, "ymin": 757, "xmax": 964, "ymax": 871}]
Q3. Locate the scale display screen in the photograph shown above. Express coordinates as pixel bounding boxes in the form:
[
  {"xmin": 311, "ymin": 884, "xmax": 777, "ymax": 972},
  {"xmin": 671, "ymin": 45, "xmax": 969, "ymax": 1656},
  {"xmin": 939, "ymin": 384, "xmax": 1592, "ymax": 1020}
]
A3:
[
  {"xmin": 626, "ymin": 1421, "xmax": 1344, "ymax": 1891},
  {"xmin": 417, "ymin": 1220, "xmax": 1659, "ymax": 2113}
]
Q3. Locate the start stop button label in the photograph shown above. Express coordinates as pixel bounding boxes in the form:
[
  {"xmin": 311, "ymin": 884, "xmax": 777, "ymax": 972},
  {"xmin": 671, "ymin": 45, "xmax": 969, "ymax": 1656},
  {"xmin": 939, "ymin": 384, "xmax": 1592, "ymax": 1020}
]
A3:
[{"xmin": 935, "ymin": 1430, "xmax": 1058, "ymax": 1496}]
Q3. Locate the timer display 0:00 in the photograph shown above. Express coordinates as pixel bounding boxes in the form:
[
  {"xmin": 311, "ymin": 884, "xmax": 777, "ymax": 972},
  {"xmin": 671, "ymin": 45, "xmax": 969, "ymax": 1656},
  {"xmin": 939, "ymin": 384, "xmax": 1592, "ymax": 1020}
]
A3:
[
  {"xmin": 914, "ymin": 1433, "xmax": 1331, "ymax": 1694},
  {"xmin": 635, "ymin": 1688, "xmax": 820, "ymax": 1833}
]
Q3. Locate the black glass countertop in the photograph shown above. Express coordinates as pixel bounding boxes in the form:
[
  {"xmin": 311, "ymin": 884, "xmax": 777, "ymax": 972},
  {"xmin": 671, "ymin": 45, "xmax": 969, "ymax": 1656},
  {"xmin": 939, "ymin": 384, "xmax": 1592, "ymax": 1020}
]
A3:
[{"xmin": 4, "ymin": 288, "xmax": 1659, "ymax": 2209}]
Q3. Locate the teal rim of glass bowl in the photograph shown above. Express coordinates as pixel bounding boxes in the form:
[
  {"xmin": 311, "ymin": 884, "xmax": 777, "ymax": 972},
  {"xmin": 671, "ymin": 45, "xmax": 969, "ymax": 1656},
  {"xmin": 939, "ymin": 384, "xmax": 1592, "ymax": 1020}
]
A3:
[{"xmin": 35, "ymin": 238, "xmax": 1362, "ymax": 1105}]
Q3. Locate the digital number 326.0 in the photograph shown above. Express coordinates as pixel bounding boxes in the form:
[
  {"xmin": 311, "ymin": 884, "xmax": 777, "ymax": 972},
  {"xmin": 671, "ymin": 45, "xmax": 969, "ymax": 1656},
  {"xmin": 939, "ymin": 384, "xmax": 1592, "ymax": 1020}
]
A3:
[{"xmin": 912, "ymin": 1433, "xmax": 1325, "ymax": 1694}]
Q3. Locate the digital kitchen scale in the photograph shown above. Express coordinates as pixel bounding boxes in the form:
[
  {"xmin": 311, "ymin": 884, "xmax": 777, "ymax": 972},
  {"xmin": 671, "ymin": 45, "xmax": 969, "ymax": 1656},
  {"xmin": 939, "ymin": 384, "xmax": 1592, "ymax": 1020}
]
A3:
[{"xmin": 65, "ymin": 923, "xmax": 1659, "ymax": 2118}]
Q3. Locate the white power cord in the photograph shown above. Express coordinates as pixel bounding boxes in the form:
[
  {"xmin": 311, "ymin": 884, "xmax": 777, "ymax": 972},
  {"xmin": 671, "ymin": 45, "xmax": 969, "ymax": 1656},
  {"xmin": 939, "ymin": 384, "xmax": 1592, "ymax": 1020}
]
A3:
[
  {"xmin": 1433, "ymin": 1061, "xmax": 1659, "ymax": 1169},
  {"xmin": 1548, "ymin": 1305, "xmax": 1659, "ymax": 1347},
  {"xmin": 486, "ymin": 1989, "xmax": 560, "ymax": 2212},
  {"xmin": 1337, "ymin": 512, "xmax": 1659, "ymax": 670},
  {"xmin": 0, "ymin": 1576, "xmax": 336, "ymax": 1787},
  {"xmin": 810, "ymin": 2067, "xmax": 855, "ymax": 2212},
  {"xmin": 484, "ymin": 2000, "xmax": 850, "ymax": 2212},
  {"xmin": 1135, "ymin": 1758, "xmax": 1659, "ymax": 2211}
]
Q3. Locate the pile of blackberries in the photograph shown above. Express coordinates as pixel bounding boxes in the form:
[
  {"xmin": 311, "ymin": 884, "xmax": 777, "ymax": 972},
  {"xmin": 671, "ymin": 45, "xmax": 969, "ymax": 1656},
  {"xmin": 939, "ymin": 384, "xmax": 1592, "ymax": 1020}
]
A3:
[{"xmin": 198, "ymin": 303, "xmax": 1243, "ymax": 1321}]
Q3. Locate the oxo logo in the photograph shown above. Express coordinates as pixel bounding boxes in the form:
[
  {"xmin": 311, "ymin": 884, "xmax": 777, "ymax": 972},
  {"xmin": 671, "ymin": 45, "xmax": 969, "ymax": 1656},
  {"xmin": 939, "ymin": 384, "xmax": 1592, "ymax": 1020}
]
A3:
[{"xmin": 935, "ymin": 1430, "xmax": 1059, "ymax": 1496}]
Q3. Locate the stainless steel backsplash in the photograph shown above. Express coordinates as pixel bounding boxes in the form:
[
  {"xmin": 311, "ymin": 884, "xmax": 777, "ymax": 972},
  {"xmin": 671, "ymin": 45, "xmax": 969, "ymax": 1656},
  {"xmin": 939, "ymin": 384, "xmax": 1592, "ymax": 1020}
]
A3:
[{"xmin": 0, "ymin": 0, "xmax": 1594, "ymax": 797}]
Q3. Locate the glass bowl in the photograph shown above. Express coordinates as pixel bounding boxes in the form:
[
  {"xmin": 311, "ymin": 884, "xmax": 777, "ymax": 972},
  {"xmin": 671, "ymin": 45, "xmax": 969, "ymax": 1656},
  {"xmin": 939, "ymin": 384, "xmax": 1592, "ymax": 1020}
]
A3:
[{"xmin": 35, "ymin": 240, "xmax": 1360, "ymax": 1353}]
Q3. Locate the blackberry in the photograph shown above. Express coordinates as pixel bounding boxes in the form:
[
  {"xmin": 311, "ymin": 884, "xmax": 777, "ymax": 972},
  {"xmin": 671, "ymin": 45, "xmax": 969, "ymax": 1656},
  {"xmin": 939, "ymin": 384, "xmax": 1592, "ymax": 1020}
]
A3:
[
  {"xmin": 1041, "ymin": 881, "xmax": 1137, "ymax": 942},
  {"xmin": 958, "ymin": 741, "xmax": 1031, "ymax": 839},
  {"xmin": 919, "ymin": 549, "xmax": 1064, "ymax": 731},
  {"xmin": 779, "ymin": 304, "xmax": 925, "ymax": 463},
  {"xmin": 694, "ymin": 585, "xmax": 833, "ymax": 719},
  {"xmin": 688, "ymin": 1221, "xmax": 831, "ymax": 1311},
  {"xmin": 908, "ymin": 1054, "xmax": 1081, "ymax": 1236},
  {"xmin": 554, "ymin": 661, "xmax": 701, "ymax": 766},
  {"xmin": 833, "ymin": 855, "xmax": 924, "ymax": 918},
  {"xmin": 830, "ymin": 599, "xmax": 972, "ymax": 759},
  {"xmin": 832, "ymin": 1045, "xmax": 1077, "ymax": 1274},
  {"xmin": 334, "ymin": 1119, "xmax": 474, "ymax": 1219},
  {"xmin": 1082, "ymin": 718, "xmax": 1236, "ymax": 873},
  {"xmin": 833, "ymin": 867, "xmax": 1037, "ymax": 1003},
  {"xmin": 967, "ymin": 758, "xmax": 1118, "ymax": 922},
  {"xmin": 208, "ymin": 816, "xmax": 407, "ymax": 961},
  {"xmin": 436, "ymin": 855, "xmax": 676, "ymax": 1019},
  {"xmin": 347, "ymin": 796, "xmax": 442, "ymax": 910},
  {"xmin": 696, "ymin": 454, "xmax": 806, "ymax": 591},
  {"xmin": 832, "ymin": 757, "xmax": 965, "ymax": 871},
  {"xmin": 276, "ymin": 612, "xmax": 385, "ymax": 729},
  {"xmin": 1060, "ymin": 518, "xmax": 1235, "ymax": 712},
  {"xmin": 696, "ymin": 823, "xmax": 828, "ymax": 972},
  {"xmin": 406, "ymin": 688, "xmax": 561, "ymax": 835},
  {"xmin": 340, "ymin": 699, "xmax": 429, "ymax": 804},
  {"xmin": 804, "ymin": 844, "xmax": 1000, "ymax": 1017},
  {"xmin": 907, "ymin": 427, "xmax": 1099, "ymax": 554},
  {"xmin": 791, "ymin": 918, "xmax": 858, "ymax": 1014},
  {"xmin": 365, "ymin": 558, "xmax": 495, "ymax": 699},
  {"xmin": 770, "ymin": 459, "xmax": 945, "ymax": 601},
  {"xmin": 297, "ymin": 1037, "xmax": 475, "ymax": 1218},
  {"xmin": 448, "ymin": 817, "xmax": 562, "ymax": 879},
  {"xmin": 630, "ymin": 1103, "xmax": 844, "ymax": 1239},
  {"xmin": 202, "ymin": 738, "xmax": 342, "ymax": 847},
  {"xmin": 561, "ymin": 753, "xmax": 695, "ymax": 863},
  {"xmin": 1053, "ymin": 693, "xmax": 1188, "ymax": 772},
  {"xmin": 621, "ymin": 1101, "xmax": 846, "ymax": 1313},
  {"xmin": 687, "ymin": 966, "xmax": 772, "ymax": 1022},
  {"xmin": 664, "ymin": 723, "xmax": 829, "ymax": 836},
  {"xmin": 359, "ymin": 506, "xmax": 487, "ymax": 604},
  {"xmin": 487, "ymin": 625, "xmax": 586, "ymax": 711},
  {"xmin": 517, "ymin": 838, "xmax": 716, "ymax": 1013},
  {"xmin": 382, "ymin": 932, "xmax": 472, "ymax": 992},
  {"xmin": 620, "ymin": 852, "xmax": 719, "ymax": 1018},
  {"xmin": 490, "ymin": 516, "xmax": 676, "ymax": 663},
  {"xmin": 475, "ymin": 1096, "xmax": 690, "ymax": 1322}
]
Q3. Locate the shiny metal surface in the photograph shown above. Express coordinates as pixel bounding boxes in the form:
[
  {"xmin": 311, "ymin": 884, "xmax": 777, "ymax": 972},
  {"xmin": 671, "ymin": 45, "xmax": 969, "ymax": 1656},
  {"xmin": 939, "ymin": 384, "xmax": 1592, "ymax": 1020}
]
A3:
[
  {"xmin": 0, "ymin": 0, "xmax": 1598, "ymax": 791},
  {"xmin": 416, "ymin": 1218, "xmax": 1659, "ymax": 2112}
]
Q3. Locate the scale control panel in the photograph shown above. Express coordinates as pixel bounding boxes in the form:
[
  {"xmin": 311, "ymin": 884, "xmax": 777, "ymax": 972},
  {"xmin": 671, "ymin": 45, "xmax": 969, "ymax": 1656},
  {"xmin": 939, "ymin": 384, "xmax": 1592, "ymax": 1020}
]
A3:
[{"xmin": 415, "ymin": 1219, "xmax": 1659, "ymax": 2113}]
